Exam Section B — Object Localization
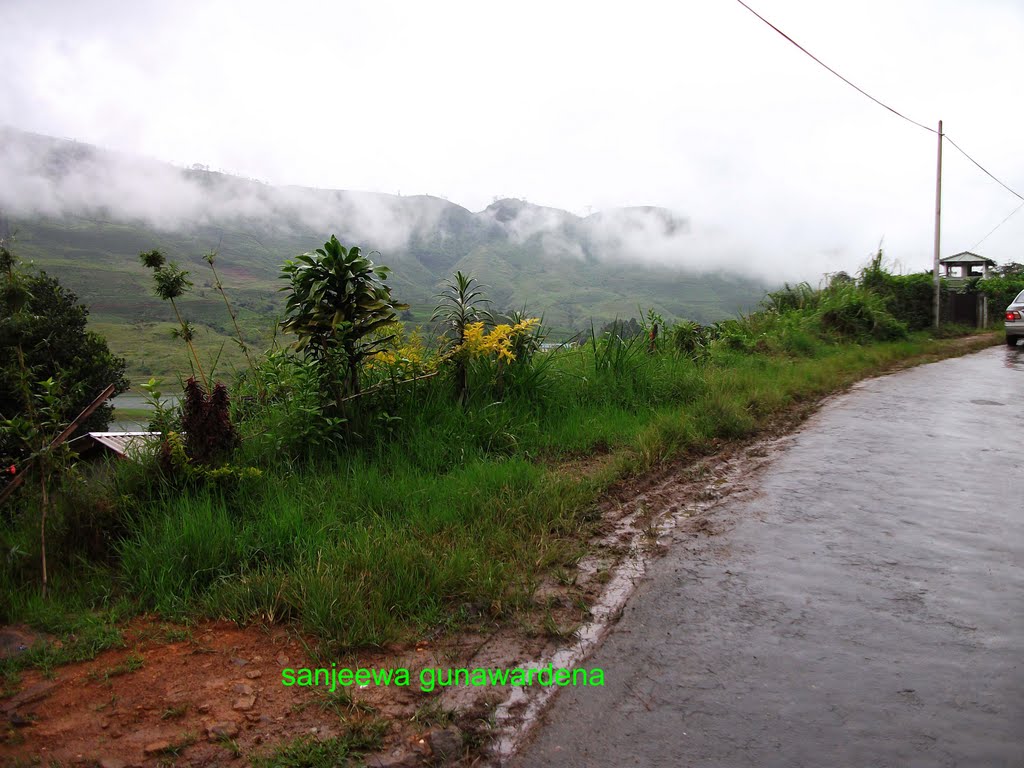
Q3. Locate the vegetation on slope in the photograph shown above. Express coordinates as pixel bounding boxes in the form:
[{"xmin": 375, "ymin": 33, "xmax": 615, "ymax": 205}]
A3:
[{"xmin": 0, "ymin": 238, "xmax": 1008, "ymax": 666}]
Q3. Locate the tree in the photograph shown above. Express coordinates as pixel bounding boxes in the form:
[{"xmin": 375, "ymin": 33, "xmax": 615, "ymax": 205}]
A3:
[
  {"xmin": 598, "ymin": 317, "xmax": 644, "ymax": 339},
  {"xmin": 1, "ymin": 248, "xmax": 129, "ymax": 468},
  {"xmin": 279, "ymin": 235, "xmax": 408, "ymax": 409},
  {"xmin": 995, "ymin": 261, "xmax": 1024, "ymax": 277},
  {"xmin": 139, "ymin": 249, "xmax": 208, "ymax": 390}
]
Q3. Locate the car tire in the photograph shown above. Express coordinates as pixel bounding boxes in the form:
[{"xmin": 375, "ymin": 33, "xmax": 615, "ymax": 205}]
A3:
[{"xmin": 1008, "ymin": 335, "xmax": 1021, "ymax": 347}]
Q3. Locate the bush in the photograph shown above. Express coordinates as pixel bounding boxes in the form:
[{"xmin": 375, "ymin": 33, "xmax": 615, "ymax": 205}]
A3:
[
  {"xmin": 670, "ymin": 321, "xmax": 709, "ymax": 361},
  {"xmin": 1, "ymin": 252, "xmax": 129, "ymax": 469},
  {"xmin": 978, "ymin": 276, "xmax": 1024, "ymax": 318},
  {"xmin": 180, "ymin": 377, "xmax": 239, "ymax": 466},
  {"xmin": 860, "ymin": 263, "xmax": 936, "ymax": 331},
  {"xmin": 814, "ymin": 284, "xmax": 907, "ymax": 341},
  {"xmin": 764, "ymin": 282, "xmax": 820, "ymax": 313}
]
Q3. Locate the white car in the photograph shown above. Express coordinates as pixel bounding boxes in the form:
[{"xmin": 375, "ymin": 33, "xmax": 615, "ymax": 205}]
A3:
[{"xmin": 1007, "ymin": 289, "xmax": 1024, "ymax": 347}]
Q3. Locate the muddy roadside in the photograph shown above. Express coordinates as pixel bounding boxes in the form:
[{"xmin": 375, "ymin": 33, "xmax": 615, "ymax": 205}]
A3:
[{"xmin": 0, "ymin": 334, "xmax": 1001, "ymax": 767}]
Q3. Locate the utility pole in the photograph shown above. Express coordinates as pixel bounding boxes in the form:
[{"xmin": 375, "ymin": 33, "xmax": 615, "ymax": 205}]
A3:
[{"xmin": 933, "ymin": 120, "xmax": 943, "ymax": 329}]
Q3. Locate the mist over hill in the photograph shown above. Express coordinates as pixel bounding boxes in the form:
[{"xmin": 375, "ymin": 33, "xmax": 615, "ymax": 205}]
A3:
[{"xmin": 0, "ymin": 126, "xmax": 772, "ymax": 378}]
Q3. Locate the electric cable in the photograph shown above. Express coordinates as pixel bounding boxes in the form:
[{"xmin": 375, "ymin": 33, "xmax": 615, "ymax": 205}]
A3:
[
  {"xmin": 944, "ymin": 135, "xmax": 1024, "ymax": 202},
  {"xmin": 734, "ymin": 0, "xmax": 1024, "ymax": 251},
  {"xmin": 732, "ymin": 0, "xmax": 937, "ymax": 134},
  {"xmin": 969, "ymin": 201, "xmax": 1024, "ymax": 251}
]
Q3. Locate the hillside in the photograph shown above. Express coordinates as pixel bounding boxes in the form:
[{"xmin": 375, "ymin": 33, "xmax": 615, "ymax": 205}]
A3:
[{"xmin": 1, "ymin": 128, "xmax": 771, "ymax": 383}]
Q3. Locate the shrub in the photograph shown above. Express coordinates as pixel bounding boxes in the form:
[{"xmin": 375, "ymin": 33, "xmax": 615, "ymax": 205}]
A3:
[
  {"xmin": 814, "ymin": 284, "xmax": 907, "ymax": 341},
  {"xmin": 670, "ymin": 321, "xmax": 710, "ymax": 362},
  {"xmin": 860, "ymin": 259, "xmax": 936, "ymax": 330},
  {"xmin": 279, "ymin": 236, "xmax": 408, "ymax": 408},
  {"xmin": 180, "ymin": 377, "xmax": 238, "ymax": 466},
  {"xmin": 764, "ymin": 282, "xmax": 820, "ymax": 313},
  {"xmin": 978, "ymin": 276, "xmax": 1024, "ymax": 318}
]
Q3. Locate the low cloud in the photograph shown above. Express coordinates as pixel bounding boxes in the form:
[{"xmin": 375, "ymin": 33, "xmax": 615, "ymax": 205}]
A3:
[
  {"xmin": 0, "ymin": 128, "xmax": 446, "ymax": 253},
  {"xmin": 0, "ymin": 127, "xmax": 856, "ymax": 284}
]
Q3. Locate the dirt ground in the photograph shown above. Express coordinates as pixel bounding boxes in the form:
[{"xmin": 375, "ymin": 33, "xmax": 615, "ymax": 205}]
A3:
[{"xmin": 1, "ymin": 335, "xmax": 1001, "ymax": 767}]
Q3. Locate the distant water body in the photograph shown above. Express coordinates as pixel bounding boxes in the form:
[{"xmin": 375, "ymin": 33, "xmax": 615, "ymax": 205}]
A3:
[{"xmin": 108, "ymin": 394, "xmax": 179, "ymax": 432}]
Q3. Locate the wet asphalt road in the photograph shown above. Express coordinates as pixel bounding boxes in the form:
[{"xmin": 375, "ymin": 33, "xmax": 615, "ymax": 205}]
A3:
[{"xmin": 513, "ymin": 346, "xmax": 1024, "ymax": 768}]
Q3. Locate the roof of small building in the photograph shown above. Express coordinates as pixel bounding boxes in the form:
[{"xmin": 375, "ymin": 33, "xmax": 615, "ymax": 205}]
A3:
[
  {"xmin": 70, "ymin": 432, "xmax": 160, "ymax": 458},
  {"xmin": 939, "ymin": 251, "xmax": 996, "ymax": 265}
]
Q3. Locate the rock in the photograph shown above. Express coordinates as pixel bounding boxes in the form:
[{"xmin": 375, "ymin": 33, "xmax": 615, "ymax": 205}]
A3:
[
  {"xmin": 245, "ymin": 669, "xmax": 263, "ymax": 679},
  {"xmin": 232, "ymin": 694, "xmax": 257, "ymax": 711},
  {"xmin": 276, "ymin": 653, "xmax": 289, "ymax": 666},
  {"xmin": 426, "ymin": 726, "xmax": 463, "ymax": 761},
  {"xmin": 207, "ymin": 720, "xmax": 240, "ymax": 740},
  {"xmin": 232, "ymin": 682, "xmax": 254, "ymax": 695},
  {"xmin": 230, "ymin": 657, "xmax": 249, "ymax": 667},
  {"xmin": 143, "ymin": 740, "xmax": 171, "ymax": 755},
  {"xmin": 197, "ymin": 703, "xmax": 211, "ymax": 714},
  {"xmin": 9, "ymin": 712, "xmax": 33, "ymax": 728},
  {"xmin": 98, "ymin": 758, "xmax": 127, "ymax": 768}
]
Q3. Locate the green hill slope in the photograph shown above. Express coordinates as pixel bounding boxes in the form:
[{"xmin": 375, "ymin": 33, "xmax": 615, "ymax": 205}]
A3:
[{"xmin": 1, "ymin": 128, "xmax": 772, "ymax": 384}]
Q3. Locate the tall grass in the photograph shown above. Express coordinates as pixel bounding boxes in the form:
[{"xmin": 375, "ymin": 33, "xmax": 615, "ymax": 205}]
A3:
[{"xmin": 0, "ymin": 263, "xmax": 999, "ymax": 654}]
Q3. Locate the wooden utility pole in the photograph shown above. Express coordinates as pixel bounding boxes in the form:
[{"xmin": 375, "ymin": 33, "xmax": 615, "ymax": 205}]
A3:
[{"xmin": 933, "ymin": 120, "xmax": 943, "ymax": 329}]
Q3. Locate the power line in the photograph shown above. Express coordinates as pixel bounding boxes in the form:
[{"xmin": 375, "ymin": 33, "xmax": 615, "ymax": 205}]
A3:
[
  {"xmin": 732, "ymin": 0, "xmax": 937, "ymax": 135},
  {"xmin": 970, "ymin": 201, "xmax": 1024, "ymax": 251},
  {"xmin": 734, "ymin": 0, "xmax": 1024, "ymax": 253},
  {"xmin": 944, "ymin": 135, "xmax": 1024, "ymax": 202}
]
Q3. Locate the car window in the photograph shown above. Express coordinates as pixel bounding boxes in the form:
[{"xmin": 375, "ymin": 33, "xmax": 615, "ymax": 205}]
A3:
[{"xmin": 1015, "ymin": 290, "xmax": 1024, "ymax": 304}]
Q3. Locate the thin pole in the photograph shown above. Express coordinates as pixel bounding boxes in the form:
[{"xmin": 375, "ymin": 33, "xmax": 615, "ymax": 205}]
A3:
[{"xmin": 933, "ymin": 119, "xmax": 943, "ymax": 329}]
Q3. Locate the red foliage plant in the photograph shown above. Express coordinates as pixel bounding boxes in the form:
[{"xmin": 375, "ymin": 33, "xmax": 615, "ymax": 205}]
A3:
[{"xmin": 180, "ymin": 377, "xmax": 239, "ymax": 465}]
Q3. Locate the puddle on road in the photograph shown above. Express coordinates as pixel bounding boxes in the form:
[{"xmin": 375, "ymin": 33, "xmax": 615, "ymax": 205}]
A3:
[{"xmin": 1002, "ymin": 346, "xmax": 1024, "ymax": 371}]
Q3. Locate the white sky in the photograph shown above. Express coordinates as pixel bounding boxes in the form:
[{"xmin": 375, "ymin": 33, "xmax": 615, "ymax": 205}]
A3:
[{"xmin": 2, "ymin": 0, "xmax": 1022, "ymax": 281}]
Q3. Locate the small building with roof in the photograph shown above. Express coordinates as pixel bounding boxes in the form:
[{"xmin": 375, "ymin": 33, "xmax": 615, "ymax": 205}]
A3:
[
  {"xmin": 939, "ymin": 252, "xmax": 996, "ymax": 283},
  {"xmin": 939, "ymin": 252, "xmax": 996, "ymax": 326}
]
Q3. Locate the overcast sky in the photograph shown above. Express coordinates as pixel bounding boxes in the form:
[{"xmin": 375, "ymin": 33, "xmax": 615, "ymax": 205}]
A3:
[{"xmin": 2, "ymin": 0, "xmax": 1022, "ymax": 281}]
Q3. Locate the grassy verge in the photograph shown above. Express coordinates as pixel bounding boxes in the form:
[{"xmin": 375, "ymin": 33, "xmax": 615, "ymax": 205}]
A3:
[{"xmin": 0, "ymin": 328, "xmax": 999, "ymax": 668}]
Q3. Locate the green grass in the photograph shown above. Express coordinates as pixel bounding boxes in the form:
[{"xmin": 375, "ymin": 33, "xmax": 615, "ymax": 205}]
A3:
[
  {"xmin": 0, "ymin": 260, "xmax": 999, "ymax": 671},
  {"xmin": 2, "ymin": 326, "xmax": 995, "ymax": 662},
  {"xmin": 250, "ymin": 719, "xmax": 388, "ymax": 767},
  {"xmin": 0, "ymin": 606, "xmax": 127, "ymax": 690},
  {"xmin": 92, "ymin": 320, "xmax": 262, "ymax": 387},
  {"xmin": 2, "ymin": 200, "xmax": 1003, "ymax": 696}
]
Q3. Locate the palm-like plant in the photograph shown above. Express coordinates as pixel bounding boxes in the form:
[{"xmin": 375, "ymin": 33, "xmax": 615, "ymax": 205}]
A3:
[
  {"xmin": 431, "ymin": 271, "xmax": 492, "ymax": 404},
  {"xmin": 279, "ymin": 235, "xmax": 408, "ymax": 409}
]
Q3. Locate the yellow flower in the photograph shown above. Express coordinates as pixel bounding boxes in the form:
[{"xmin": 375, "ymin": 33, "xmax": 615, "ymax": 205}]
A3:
[{"xmin": 456, "ymin": 318, "xmax": 540, "ymax": 362}]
